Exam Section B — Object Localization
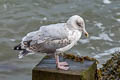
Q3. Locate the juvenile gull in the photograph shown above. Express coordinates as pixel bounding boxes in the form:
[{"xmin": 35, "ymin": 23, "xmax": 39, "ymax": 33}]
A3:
[{"xmin": 14, "ymin": 15, "xmax": 89, "ymax": 70}]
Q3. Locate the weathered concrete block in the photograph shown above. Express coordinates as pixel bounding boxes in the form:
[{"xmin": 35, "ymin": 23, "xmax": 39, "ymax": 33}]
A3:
[{"xmin": 32, "ymin": 56, "xmax": 97, "ymax": 80}]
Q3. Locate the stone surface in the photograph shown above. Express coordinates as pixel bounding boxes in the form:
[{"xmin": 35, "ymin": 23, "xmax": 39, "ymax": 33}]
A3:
[{"xmin": 32, "ymin": 56, "xmax": 97, "ymax": 80}]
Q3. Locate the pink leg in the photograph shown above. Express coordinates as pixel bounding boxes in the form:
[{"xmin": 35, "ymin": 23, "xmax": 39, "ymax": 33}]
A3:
[{"xmin": 55, "ymin": 54, "xmax": 69, "ymax": 70}]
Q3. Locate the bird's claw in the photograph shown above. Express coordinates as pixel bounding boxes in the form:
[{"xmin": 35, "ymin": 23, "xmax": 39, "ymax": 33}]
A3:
[{"xmin": 57, "ymin": 62, "xmax": 69, "ymax": 70}]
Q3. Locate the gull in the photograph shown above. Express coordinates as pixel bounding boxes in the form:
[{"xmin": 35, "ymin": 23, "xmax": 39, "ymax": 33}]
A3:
[{"xmin": 14, "ymin": 15, "xmax": 89, "ymax": 70}]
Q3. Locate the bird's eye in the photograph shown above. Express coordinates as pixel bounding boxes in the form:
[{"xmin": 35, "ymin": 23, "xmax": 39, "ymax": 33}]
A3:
[{"xmin": 76, "ymin": 21, "xmax": 82, "ymax": 27}]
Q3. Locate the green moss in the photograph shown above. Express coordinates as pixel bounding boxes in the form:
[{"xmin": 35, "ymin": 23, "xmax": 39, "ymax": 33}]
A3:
[{"xmin": 81, "ymin": 61, "xmax": 97, "ymax": 80}]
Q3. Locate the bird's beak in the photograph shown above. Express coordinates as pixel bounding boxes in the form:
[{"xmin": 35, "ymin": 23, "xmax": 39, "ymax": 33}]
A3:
[
  {"xmin": 83, "ymin": 29, "xmax": 89, "ymax": 37},
  {"xmin": 84, "ymin": 32, "xmax": 89, "ymax": 37}
]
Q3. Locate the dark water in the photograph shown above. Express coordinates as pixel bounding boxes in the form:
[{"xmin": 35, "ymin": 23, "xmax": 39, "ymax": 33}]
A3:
[{"xmin": 0, "ymin": 0, "xmax": 120, "ymax": 80}]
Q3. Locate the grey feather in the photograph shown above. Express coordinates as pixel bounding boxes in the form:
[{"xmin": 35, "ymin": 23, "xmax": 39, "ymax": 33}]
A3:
[{"xmin": 15, "ymin": 15, "xmax": 86, "ymax": 57}]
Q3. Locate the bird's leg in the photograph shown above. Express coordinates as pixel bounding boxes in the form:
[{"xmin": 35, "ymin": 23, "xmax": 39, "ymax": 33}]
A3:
[{"xmin": 55, "ymin": 53, "xmax": 69, "ymax": 70}]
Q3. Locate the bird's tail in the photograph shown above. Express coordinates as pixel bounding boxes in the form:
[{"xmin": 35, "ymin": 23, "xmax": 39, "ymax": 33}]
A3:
[{"xmin": 18, "ymin": 50, "xmax": 30, "ymax": 59}]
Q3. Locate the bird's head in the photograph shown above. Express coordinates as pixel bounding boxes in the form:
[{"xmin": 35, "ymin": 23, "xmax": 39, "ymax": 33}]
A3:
[{"xmin": 67, "ymin": 15, "xmax": 89, "ymax": 37}]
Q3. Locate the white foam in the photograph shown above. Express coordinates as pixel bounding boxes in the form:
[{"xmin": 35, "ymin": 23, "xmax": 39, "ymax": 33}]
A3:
[
  {"xmin": 10, "ymin": 39, "xmax": 16, "ymax": 42},
  {"xmin": 95, "ymin": 22, "xmax": 102, "ymax": 27},
  {"xmin": 42, "ymin": 17, "xmax": 47, "ymax": 21},
  {"xmin": 116, "ymin": 12, "xmax": 120, "ymax": 16},
  {"xmin": 94, "ymin": 47, "xmax": 120, "ymax": 58},
  {"xmin": 94, "ymin": 55, "xmax": 101, "ymax": 58},
  {"xmin": 3, "ymin": 4, "xmax": 7, "ymax": 9},
  {"xmin": 99, "ymin": 33, "xmax": 113, "ymax": 41},
  {"xmin": 90, "ymin": 33, "xmax": 113, "ymax": 41},
  {"xmin": 96, "ymin": 23, "xmax": 105, "ymax": 31},
  {"xmin": 116, "ymin": 19, "xmax": 120, "ymax": 22},
  {"xmin": 109, "ymin": 33, "xmax": 115, "ymax": 37},
  {"xmin": 94, "ymin": 22, "xmax": 105, "ymax": 31},
  {"xmin": 103, "ymin": 0, "xmax": 111, "ymax": 4},
  {"xmin": 90, "ymin": 36, "xmax": 101, "ymax": 40},
  {"xmin": 79, "ymin": 39, "xmax": 90, "ymax": 44}
]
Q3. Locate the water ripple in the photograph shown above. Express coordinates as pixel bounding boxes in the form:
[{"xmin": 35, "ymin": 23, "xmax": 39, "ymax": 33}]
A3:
[{"xmin": 94, "ymin": 47, "xmax": 120, "ymax": 58}]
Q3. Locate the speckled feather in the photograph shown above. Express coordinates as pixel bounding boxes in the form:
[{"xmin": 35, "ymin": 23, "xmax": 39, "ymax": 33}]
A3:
[
  {"xmin": 21, "ymin": 23, "xmax": 82, "ymax": 53},
  {"xmin": 14, "ymin": 15, "xmax": 85, "ymax": 58}
]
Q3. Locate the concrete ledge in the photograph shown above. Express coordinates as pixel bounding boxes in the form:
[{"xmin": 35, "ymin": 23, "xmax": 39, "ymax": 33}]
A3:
[{"xmin": 32, "ymin": 55, "xmax": 97, "ymax": 80}]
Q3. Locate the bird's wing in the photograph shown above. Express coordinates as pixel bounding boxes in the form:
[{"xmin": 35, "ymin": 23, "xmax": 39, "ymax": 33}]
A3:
[{"xmin": 21, "ymin": 23, "xmax": 72, "ymax": 52}]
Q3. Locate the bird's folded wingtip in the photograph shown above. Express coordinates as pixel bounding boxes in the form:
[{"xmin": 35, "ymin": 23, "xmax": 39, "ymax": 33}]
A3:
[{"xmin": 13, "ymin": 43, "xmax": 23, "ymax": 50}]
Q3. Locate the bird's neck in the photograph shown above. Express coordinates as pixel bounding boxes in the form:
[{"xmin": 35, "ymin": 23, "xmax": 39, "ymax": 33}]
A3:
[
  {"xmin": 68, "ymin": 30, "xmax": 82, "ymax": 42},
  {"xmin": 64, "ymin": 23, "xmax": 82, "ymax": 41}
]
